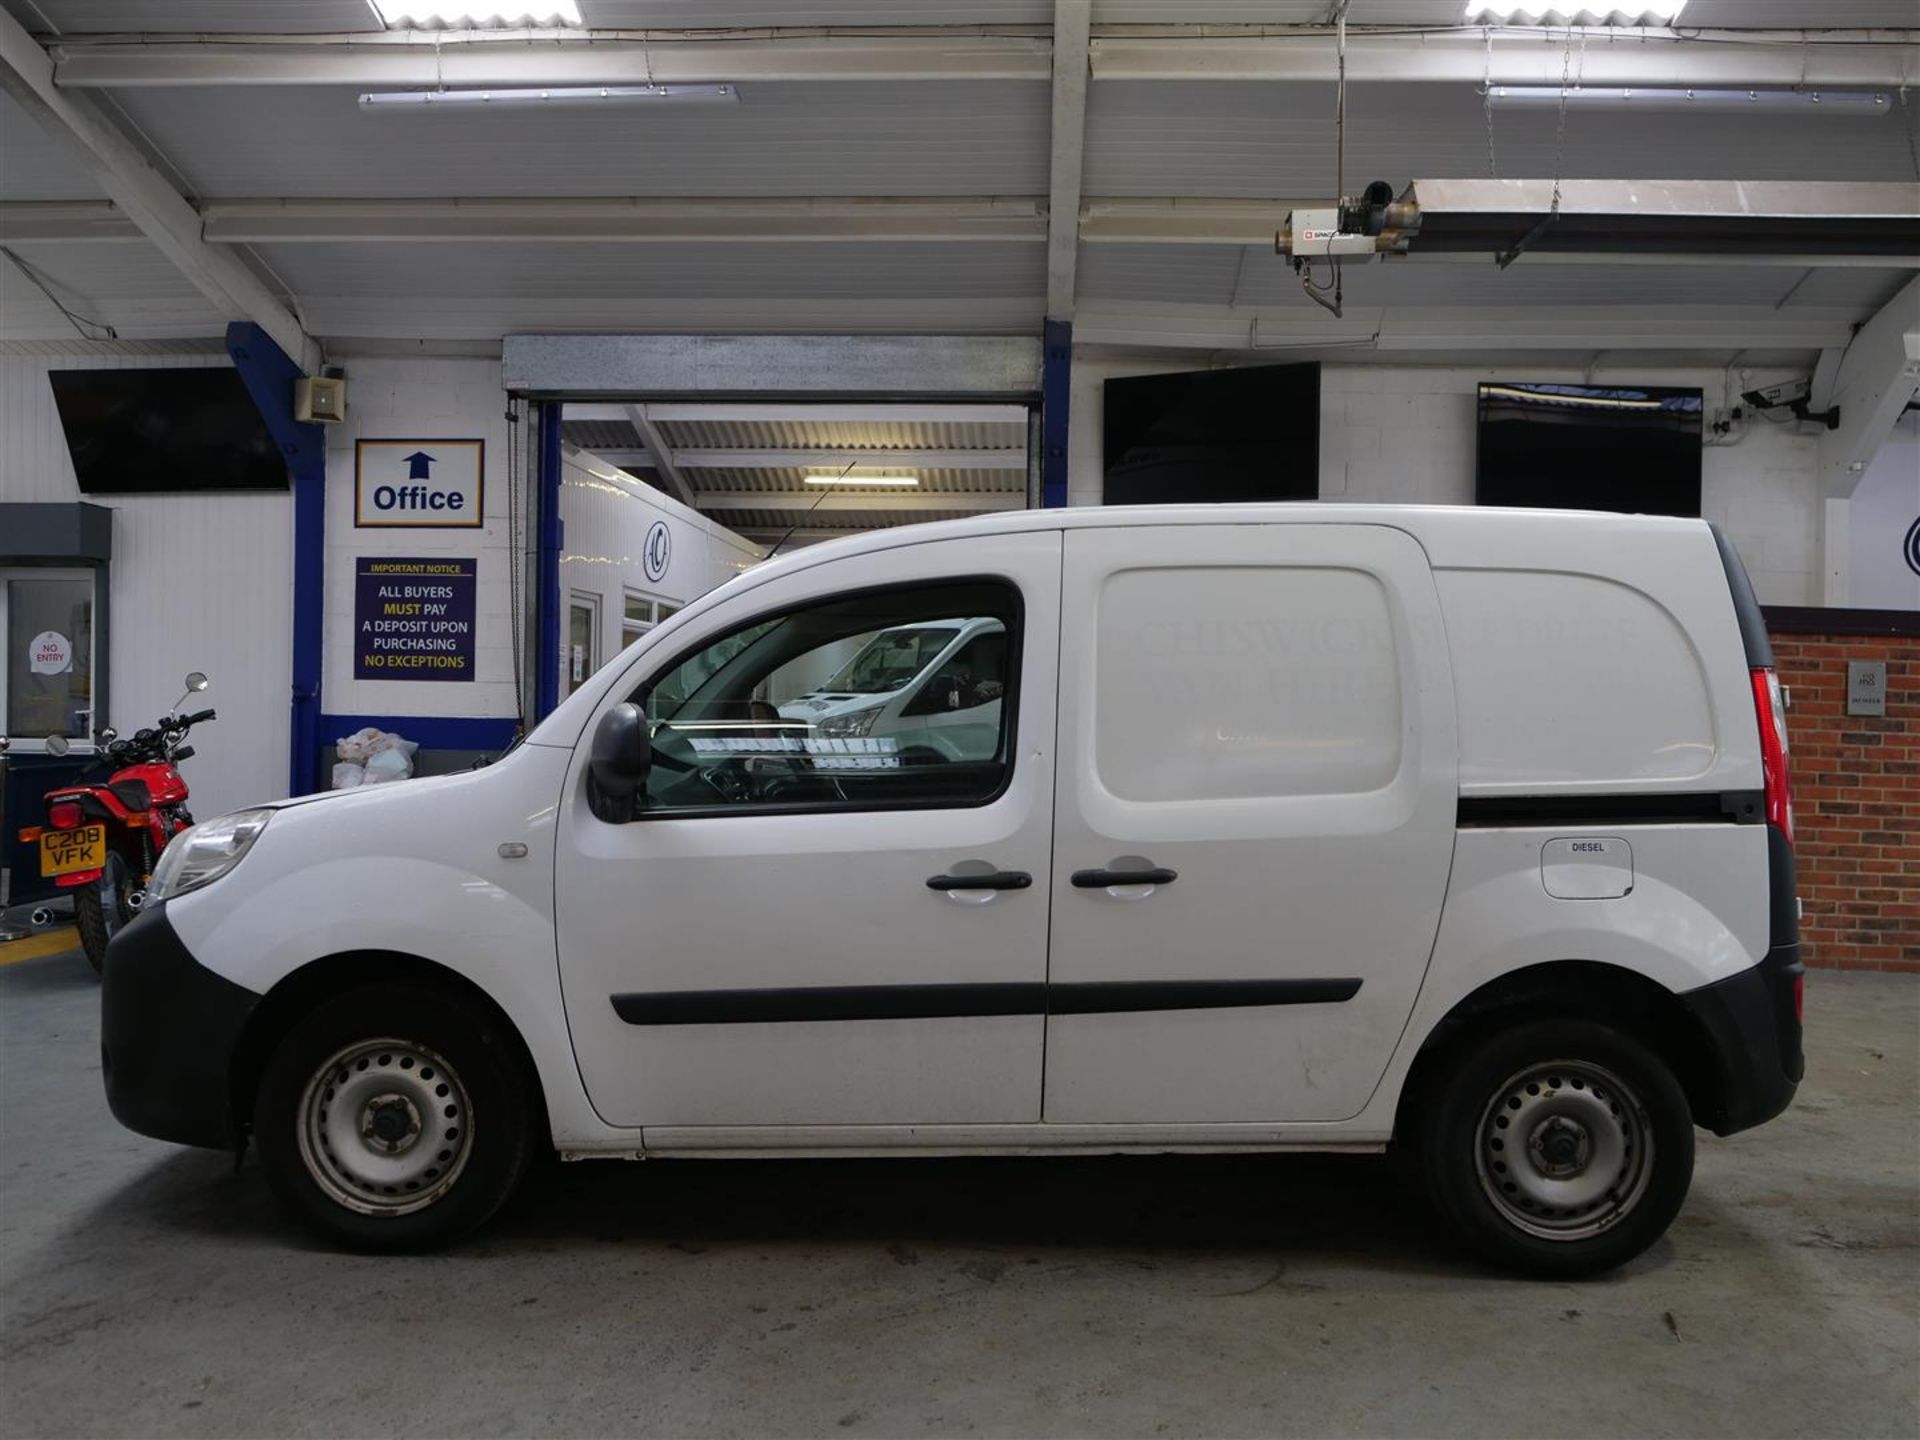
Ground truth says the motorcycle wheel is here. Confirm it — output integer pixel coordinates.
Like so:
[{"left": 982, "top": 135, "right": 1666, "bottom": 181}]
[{"left": 74, "top": 851, "right": 135, "bottom": 977}]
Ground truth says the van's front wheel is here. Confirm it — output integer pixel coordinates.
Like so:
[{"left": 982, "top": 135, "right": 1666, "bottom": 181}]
[
  {"left": 1420, "top": 1020, "right": 1693, "bottom": 1278},
  {"left": 254, "top": 984, "right": 533, "bottom": 1251}
]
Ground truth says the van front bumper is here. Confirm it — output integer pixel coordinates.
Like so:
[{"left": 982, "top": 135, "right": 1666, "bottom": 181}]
[
  {"left": 1679, "top": 942, "right": 1804, "bottom": 1137},
  {"left": 100, "top": 903, "right": 260, "bottom": 1150}
]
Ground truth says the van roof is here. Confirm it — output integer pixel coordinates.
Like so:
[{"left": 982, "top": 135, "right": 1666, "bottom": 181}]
[{"left": 746, "top": 502, "right": 1716, "bottom": 588}]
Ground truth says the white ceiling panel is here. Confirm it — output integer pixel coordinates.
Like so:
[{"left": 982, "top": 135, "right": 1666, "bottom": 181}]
[
  {"left": 0, "top": 236, "right": 207, "bottom": 299},
  {"left": 580, "top": 0, "right": 1051, "bottom": 21},
  {"left": 251, "top": 239, "right": 1044, "bottom": 297},
  {"left": 1085, "top": 80, "right": 1920, "bottom": 197},
  {"left": 1078, "top": 243, "right": 1244, "bottom": 304},
  {"left": 1095, "top": 2, "right": 1462, "bottom": 20},
  {"left": 1094, "top": 0, "right": 1918, "bottom": 20},
  {"left": 0, "top": 92, "right": 106, "bottom": 201},
  {"left": 104, "top": 82, "right": 1049, "bottom": 198},
  {"left": 1, "top": 0, "right": 383, "bottom": 32}
]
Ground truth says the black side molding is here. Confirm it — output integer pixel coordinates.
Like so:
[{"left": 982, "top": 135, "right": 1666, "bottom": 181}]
[
  {"left": 1458, "top": 791, "right": 1765, "bottom": 828},
  {"left": 611, "top": 977, "right": 1362, "bottom": 1026}
]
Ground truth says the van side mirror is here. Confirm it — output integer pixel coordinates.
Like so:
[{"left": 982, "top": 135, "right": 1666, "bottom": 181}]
[{"left": 587, "top": 703, "right": 650, "bottom": 823}]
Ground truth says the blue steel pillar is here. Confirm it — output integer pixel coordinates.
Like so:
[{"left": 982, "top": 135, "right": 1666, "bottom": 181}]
[
  {"left": 226, "top": 322, "right": 326, "bottom": 796},
  {"left": 1041, "top": 318, "right": 1072, "bottom": 508},
  {"left": 534, "top": 400, "right": 565, "bottom": 721}
]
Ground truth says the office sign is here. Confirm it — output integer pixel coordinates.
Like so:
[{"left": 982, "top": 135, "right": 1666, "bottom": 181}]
[
  {"left": 354, "top": 557, "right": 477, "bottom": 681},
  {"left": 356, "top": 439, "right": 484, "bottom": 527}
]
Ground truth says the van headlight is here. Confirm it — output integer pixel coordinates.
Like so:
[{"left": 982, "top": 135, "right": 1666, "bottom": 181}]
[
  {"left": 148, "top": 809, "right": 273, "bottom": 901},
  {"left": 815, "top": 706, "right": 881, "bottom": 739}
]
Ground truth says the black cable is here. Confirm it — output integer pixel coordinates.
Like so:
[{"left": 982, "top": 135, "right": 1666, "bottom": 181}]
[
  {"left": 763, "top": 457, "right": 862, "bottom": 561},
  {"left": 0, "top": 247, "right": 116, "bottom": 340}
]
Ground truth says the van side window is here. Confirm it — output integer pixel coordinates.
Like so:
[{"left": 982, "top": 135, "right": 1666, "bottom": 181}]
[
  {"left": 636, "top": 580, "right": 1020, "bottom": 814},
  {"left": 1095, "top": 566, "right": 1402, "bottom": 802}
]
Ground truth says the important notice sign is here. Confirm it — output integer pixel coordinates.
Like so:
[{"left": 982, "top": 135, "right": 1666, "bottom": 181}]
[{"left": 354, "top": 557, "right": 477, "bottom": 682}]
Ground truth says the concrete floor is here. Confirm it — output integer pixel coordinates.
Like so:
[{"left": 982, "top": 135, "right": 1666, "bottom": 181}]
[{"left": 2, "top": 943, "right": 1915, "bottom": 1440}]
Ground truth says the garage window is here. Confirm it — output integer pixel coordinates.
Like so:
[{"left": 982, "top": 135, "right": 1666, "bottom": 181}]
[{"left": 636, "top": 579, "right": 1019, "bottom": 814}]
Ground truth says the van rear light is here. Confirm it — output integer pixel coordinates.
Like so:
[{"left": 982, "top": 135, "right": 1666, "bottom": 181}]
[
  {"left": 1793, "top": 971, "right": 1805, "bottom": 1024},
  {"left": 1751, "top": 667, "right": 1794, "bottom": 844},
  {"left": 47, "top": 800, "right": 84, "bottom": 830}
]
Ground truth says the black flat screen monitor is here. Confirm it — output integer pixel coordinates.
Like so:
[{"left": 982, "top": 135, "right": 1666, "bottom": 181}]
[
  {"left": 48, "top": 368, "right": 288, "bottom": 494},
  {"left": 1475, "top": 381, "right": 1702, "bottom": 517},
  {"left": 1103, "top": 363, "right": 1319, "bottom": 505}
]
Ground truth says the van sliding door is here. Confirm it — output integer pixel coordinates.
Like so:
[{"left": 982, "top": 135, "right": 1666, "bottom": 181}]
[{"left": 1042, "top": 523, "right": 1458, "bottom": 1124}]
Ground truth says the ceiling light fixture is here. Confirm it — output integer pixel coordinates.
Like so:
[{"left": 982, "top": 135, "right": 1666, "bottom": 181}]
[
  {"left": 803, "top": 474, "right": 921, "bottom": 487},
  {"left": 1488, "top": 86, "right": 1891, "bottom": 115},
  {"left": 1464, "top": 3, "right": 1687, "bottom": 22},
  {"left": 369, "top": 3, "right": 583, "bottom": 26},
  {"left": 359, "top": 84, "right": 737, "bottom": 110}
]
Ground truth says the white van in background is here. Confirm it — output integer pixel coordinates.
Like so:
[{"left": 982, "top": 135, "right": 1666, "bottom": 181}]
[
  {"left": 100, "top": 505, "right": 1802, "bottom": 1277},
  {"left": 777, "top": 616, "right": 1007, "bottom": 761}
]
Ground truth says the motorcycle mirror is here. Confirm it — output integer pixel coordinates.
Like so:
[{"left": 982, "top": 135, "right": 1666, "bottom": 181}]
[
  {"left": 100, "top": 727, "right": 117, "bottom": 744},
  {"left": 184, "top": 671, "right": 209, "bottom": 693},
  {"left": 46, "top": 734, "right": 70, "bottom": 757}
]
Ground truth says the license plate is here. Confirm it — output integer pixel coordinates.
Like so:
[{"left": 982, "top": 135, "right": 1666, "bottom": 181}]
[{"left": 40, "top": 825, "right": 106, "bottom": 877}]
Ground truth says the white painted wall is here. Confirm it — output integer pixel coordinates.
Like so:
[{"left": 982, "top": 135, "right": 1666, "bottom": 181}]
[
  {"left": 1847, "top": 412, "right": 1920, "bottom": 611},
  {"left": 558, "top": 443, "right": 761, "bottom": 693},
  {"left": 0, "top": 352, "right": 292, "bottom": 818},
  {"left": 321, "top": 357, "right": 523, "bottom": 730},
  {"left": 1069, "top": 352, "right": 1855, "bottom": 607}
]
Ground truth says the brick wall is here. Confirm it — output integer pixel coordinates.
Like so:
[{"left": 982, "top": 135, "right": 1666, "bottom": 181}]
[{"left": 1769, "top": 629, "right": 1919, "bottom": 973}]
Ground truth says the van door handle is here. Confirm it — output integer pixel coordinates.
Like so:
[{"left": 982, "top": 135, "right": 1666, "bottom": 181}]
[
  {"left": 927, "top": 870, "right": 1032, "bottom": 892},
  {"left": 1071, "top": 867, "right": 1178, "bottom": 888}
]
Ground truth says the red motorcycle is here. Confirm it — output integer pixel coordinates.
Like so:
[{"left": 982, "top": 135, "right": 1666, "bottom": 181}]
[{"left": 35, "top": 673, "right": 214, "bottom": 974}]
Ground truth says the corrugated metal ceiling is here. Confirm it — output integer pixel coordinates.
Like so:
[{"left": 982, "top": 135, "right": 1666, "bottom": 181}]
[
  {"left": 683, "top": 467, "right": 1023, "bottom": 494},
  {"left": 1084, "top": 81, "right": 1920, "bottom": 198},
  {"left": 656, "top": 417, "right": 1028, "bottom": 449},
  {"left": 9, "top": 0, "right": 1907, "bottom": 30},
  {"left": 103, "top": 82, "right": 1051, "bottom": 200}
]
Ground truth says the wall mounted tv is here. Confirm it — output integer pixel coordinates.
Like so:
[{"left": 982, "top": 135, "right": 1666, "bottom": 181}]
[
  {"left": 47, "top": 368, "right": 289, "bottom": 495},
  {"left": 1475, "top": 381, "right": 1703, "bottom": 517},
  {"left": 1103, "top": 363, "right": 1319, "bottom": 505}
]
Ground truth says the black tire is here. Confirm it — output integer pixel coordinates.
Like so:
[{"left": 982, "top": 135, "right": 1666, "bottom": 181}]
[
  {"left": 73, "top": 852, "right": 134, "bottom": 976},
  {"left": 1417, "top": 1019, "right": 1694, "bottom": 1278},
  {"left": 253, "top": 982, "right": 535, "bottom": 1252}
]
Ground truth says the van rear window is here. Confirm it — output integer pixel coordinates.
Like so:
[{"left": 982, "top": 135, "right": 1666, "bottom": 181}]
[
  {"left": 1438, "top": 569, "right": 1717, "bottom": 787},
  {"left": 1094, "top": 565, "right": 1403, "bottom": 803}
]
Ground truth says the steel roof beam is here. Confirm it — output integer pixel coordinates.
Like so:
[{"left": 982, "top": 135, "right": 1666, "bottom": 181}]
[
  {"left": 1813, "top": 273, "right": 1920, "bottom": 498},
  {"left": 44, "top": 27, "right": 1913, "bottom": 89},
  {"left": 0, "top": 9, "right": 316, "bottom": 370},
  {"left": 623, "top": 404, "right": 696, "bottom": 508},
  {"left": 49, "top": 34, "right": 1052, "bottom": 87},
  {"left": 1046, "top": 0, "right": 1091, "bottom": 322},
  {"left": 1088, "top": 29, "right": 1918, "bottom": 86},
  {"left": 197, "top": 197, "right": 1046, "bottom": 244}
]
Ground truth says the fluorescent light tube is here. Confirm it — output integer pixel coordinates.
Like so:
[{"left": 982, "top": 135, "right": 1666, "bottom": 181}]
[
  {"left": 804, "top": 474, "right": 921, "bottom": 487},
  {"left": 1464, "top": 3, "right": 1687, "bottom": 22},
  {"left": 370, "top": 3, "right": 583, "bottom": 25},
  {"left": 359, "top": 84, "right": 737, "bottom": 110},
  {"left": 1488, "top": 86, "right": 1891, "bottom": 116}
]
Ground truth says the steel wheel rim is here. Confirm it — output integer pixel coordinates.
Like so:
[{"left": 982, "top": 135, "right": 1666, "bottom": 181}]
[
  {"left": 296, "top": 1038, "right": 473, "bottom": 1216},
  {"left": 1474, "top": 1059, "right": 1654, "bottom": 1242}
]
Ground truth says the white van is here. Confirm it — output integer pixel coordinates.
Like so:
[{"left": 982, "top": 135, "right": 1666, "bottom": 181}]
[{"left": 102, "top": 506, "right": 1803, "bottom": 1276}]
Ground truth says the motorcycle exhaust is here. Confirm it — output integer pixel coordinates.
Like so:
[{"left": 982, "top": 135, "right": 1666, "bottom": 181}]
[
  {"left": 126, "top": 891, "right": 146, "bottom": 912},
  {"left": 30, "top": 907, "right": 55, "bottom": 928}
]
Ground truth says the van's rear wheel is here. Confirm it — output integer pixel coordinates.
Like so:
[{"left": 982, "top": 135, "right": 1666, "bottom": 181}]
[
  {"left": 254, "top": 983, "right": 533, "bottom": 1251},
  {"left": 1419, "top": 1020, "right": 1693, "bottom": 1278}
]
